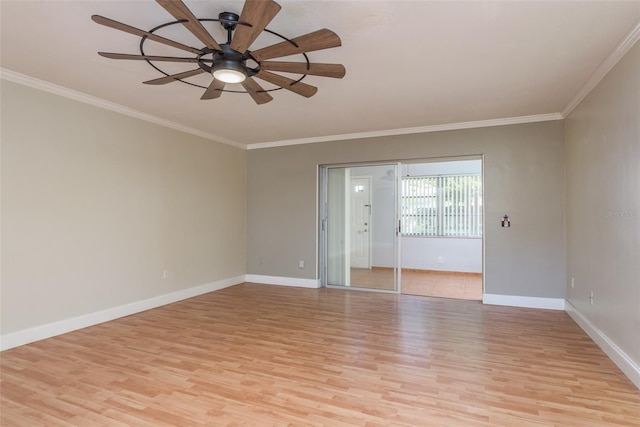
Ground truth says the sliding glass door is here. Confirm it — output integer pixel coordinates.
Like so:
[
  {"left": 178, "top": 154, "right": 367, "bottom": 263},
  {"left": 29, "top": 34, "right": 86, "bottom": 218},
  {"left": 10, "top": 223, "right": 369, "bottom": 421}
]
[{"left": 320, "top": 164, "right": 399, "bottom": 292}]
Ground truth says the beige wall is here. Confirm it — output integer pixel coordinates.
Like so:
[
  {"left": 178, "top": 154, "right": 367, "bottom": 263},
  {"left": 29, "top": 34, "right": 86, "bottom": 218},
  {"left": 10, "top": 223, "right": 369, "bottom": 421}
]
[
  {"left": 1, "top": 80, "right": 246, "bottom": 334},
  {"left": 247, "top": 121, "right": 565, "bottom": 298},
  {"left": 565, "top": 42, "right": 640, "bottom": 365}
]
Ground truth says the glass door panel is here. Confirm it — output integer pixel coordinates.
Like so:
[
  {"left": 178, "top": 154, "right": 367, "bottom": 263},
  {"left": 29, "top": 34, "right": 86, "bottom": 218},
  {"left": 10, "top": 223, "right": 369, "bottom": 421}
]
[{"left": 322, "top": 164, "right": 398, "bottom": 291}]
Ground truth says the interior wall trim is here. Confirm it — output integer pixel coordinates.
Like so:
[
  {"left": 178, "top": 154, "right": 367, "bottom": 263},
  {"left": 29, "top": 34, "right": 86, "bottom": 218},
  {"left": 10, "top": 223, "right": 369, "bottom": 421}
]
[
  {"left": 562, "top": 19, "right": 640, "bottom": 117},
  {"left": 0, "top": 68, "right": 243, "bottom": 149},
  {"left": 246, "top": 113, "right": 564, "bottom": 150},
  {"left": 0, "top": 276, "right": 245, "bottom": 352},
  {"left": 565, "top": 301, "right": 640, "bottom": 390},
  {"left": 245, "top": 274, "right": 321, "bottom": 288},
  {"left": 482, "top": 294, "right": 565, "bottom": 310},
  {"left": 2, "top": 66, "right": 563, "bottom": 151}
]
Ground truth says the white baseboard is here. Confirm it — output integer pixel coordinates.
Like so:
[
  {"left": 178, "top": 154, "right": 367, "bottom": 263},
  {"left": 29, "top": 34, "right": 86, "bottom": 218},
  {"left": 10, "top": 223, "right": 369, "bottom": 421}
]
[
  {"left": 565, "top": 301, "right": 640, "bottom": 389},
  {"left": 0, "top": 275, "right": 244, "bottom": 351},
  {"left": 245, "top": 274, "right": 320, "bottom": 288},
  {"left": 483, "top": 294, "right": 565, "bottom": 310}
]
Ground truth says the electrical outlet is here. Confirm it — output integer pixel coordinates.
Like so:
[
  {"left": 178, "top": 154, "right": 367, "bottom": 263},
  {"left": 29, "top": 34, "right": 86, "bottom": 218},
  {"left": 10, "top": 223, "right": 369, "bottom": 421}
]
[
  {"left": 437, "top": 256, "right": 443, "bottom": 264},
  {"left": 589, "top": 291, "right": 594, "bottom": 305},
  {"left": 571, "top": 277, "right": 574, "bottom": 289},
  {"left": 298, "top": 260, "right": 305, "bottom": 269},
  {"left": 162, "top": 269, "right": 169, "bottom": 279}
]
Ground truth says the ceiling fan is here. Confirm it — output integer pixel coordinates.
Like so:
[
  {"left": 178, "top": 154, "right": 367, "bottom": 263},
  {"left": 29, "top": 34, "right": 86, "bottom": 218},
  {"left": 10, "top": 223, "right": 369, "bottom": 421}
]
[{"left": 92, "top": 0, "right": 345, "bottom": 105}]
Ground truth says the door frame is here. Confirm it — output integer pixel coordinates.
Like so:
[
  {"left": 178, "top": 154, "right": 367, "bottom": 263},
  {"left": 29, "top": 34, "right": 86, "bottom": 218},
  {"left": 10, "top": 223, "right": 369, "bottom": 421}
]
[{"left": 319, "top": 156, "right": 484, "bottom": 298}]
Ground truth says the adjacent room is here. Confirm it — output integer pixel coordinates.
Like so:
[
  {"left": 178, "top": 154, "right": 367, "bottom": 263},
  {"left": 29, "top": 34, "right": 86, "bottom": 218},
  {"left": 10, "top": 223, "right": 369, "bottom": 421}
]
[
  {"left": 320, "top": 159, "right": 483, "bottom": 299},
  {"left": 399, "top": 159, "right": 483, "bottom": 300},
  {"left": 1, "top": 1, "right": 639, "bottom": 425}
]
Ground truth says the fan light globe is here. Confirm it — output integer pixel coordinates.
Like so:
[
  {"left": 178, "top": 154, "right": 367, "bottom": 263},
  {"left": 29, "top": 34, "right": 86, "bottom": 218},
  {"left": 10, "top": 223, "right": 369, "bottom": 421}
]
[
  {"left": 213, "top": 68, "right": 246, "bottom": 84},
  {"left": 212, "top": 59, "right": 247, "bottom": 84}
]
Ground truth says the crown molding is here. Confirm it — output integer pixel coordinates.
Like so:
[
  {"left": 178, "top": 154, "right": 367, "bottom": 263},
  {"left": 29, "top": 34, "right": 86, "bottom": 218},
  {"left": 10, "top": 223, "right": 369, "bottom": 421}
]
[
  {"left": 0, "top": 68, "right": 244, "bottom": 149},
  {"left": 246, "top": 113, "right": 564, "bottom": 150},
  {"left": 562, "top": 19, "right": 640, "bottom": 118}
]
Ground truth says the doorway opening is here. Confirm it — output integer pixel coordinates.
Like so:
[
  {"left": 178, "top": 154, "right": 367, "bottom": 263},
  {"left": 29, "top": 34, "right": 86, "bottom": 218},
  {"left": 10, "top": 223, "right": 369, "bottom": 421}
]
[{"left": 399, "top": 159, "right": 483, "bottom": 300}]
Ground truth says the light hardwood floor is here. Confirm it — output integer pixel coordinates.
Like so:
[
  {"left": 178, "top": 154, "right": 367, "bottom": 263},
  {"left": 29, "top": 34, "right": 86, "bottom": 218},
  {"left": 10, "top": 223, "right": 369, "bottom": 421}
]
[
  {"left": 2, "top": 283, "right": 639, "bottom": 426},
  {"left": 401, "top": 270, "right": 482, "bottom": 300},
  {"left": 350, "top": 268, "right": 482, "bottom": 300}
]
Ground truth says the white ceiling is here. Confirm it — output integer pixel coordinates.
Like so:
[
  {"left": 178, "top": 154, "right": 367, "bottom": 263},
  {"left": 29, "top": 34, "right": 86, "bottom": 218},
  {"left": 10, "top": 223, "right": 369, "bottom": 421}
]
[{"left": 2, "top": 1, "right": 639, "bottom": 148}]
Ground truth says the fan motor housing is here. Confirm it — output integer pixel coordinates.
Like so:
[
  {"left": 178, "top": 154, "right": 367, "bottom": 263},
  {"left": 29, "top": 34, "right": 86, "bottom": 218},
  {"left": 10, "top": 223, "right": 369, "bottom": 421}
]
[{"left": 197, "top": 44, "right": 258, "bottom": 78}]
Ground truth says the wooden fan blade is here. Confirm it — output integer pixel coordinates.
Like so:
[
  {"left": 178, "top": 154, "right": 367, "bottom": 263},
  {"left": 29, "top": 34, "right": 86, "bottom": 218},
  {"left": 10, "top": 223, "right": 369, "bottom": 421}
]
[
  {"left": 255, "top": 70, "right": 317, "bottom": 98},
  {"left": 230, "top": 0, "right": 281, "bottom": 53},
  {"left": 260, "top": 61, "right": 345, "bottom": 78},
  {"left": 240, "top": 77, "right": 273, "bottom": 105},
  {"left": 201, "top": 79, "right": 226, "bottom": 100},
  {"left": 91, "top": 15, "right": 202, "bottom": 55},
  {"left": 156, "top": 0, "right": 221, "bottom": 50},
  {"left": 99, "top": 52, "right": 198, "bottom": 62},
  {"left": 143, "top": 69, "right": 205, "bottom": 85},
  {"left": 251, "top": 29, "right": 341, "bottom": 61}
]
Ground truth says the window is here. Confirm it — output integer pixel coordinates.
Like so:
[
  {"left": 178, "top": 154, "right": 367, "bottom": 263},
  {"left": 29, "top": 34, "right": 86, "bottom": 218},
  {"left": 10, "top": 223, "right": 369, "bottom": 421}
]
[{"left": 401, "top": 174, "right": 482, "bottom": 237}]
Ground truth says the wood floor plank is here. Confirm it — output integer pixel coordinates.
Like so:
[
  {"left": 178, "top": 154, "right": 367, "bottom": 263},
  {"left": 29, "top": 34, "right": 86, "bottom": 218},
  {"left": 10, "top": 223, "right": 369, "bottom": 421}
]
[
  {"left": 1, "top": 283, "right": 639, "bottom": 426},
  {"left": 349, "top": 267, "right": 483, "bottom": 300}
]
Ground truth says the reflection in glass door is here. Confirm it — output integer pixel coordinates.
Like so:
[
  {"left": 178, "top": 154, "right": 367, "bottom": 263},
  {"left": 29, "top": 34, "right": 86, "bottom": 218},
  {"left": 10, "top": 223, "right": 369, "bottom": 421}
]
[{"left": 320, "top": 164, "right": 399, "bottom": 292}]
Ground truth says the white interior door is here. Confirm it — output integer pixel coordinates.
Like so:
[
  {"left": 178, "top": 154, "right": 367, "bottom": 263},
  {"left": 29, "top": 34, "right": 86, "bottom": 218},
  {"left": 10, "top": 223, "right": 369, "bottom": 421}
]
[{"left": 350, "top": 176, "right": 371, "bottom": 269}]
